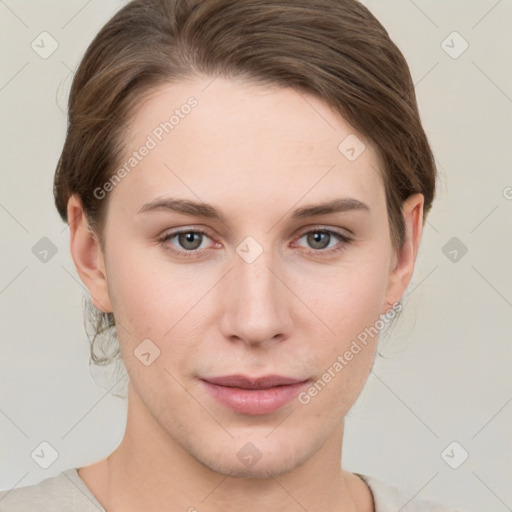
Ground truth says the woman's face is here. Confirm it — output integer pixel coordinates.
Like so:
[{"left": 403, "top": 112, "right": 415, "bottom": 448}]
[{"left": 79, "top": 76, "right": 422, "bottom": 477}]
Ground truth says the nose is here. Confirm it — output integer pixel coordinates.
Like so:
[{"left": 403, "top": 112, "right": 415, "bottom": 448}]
[{"left": 219, "top": 242, "right": 293, "bottom": 347}]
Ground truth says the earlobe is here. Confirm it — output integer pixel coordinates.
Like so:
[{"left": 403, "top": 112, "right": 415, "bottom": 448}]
[
  {"left": 382, "top": 193, "right": 424, "bottom": 312},
  {"left": 67, "top": 195, "right": 113, "bottom": 313}
]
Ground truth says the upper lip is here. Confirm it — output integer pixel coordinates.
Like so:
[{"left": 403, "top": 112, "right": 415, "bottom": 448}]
[{"left": 202, "top": 374, "right": 308, "bottom": 389}]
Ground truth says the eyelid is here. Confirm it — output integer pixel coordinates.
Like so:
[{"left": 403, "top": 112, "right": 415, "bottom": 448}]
[
  {"left": 159, "top": 225, "right": 217, "bottom": 246},
  {"left": 160, "top": 225, "right": 213, "bottom": 238},
  {"left": 294, "top": 224, "right": 352, "bottom": 238}
]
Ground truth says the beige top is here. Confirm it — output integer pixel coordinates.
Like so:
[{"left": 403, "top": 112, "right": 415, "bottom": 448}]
[{"left": 0, "top": 468, "right": 462, "bottom": 511}]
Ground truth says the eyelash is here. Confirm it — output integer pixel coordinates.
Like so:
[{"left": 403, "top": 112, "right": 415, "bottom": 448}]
[{"left": 159, "top": 227, "right": 353, "bottom": 259}]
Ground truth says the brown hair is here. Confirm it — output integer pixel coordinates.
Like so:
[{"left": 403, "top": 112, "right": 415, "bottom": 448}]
[{"left": 54, "top": 0, "right": 437, "bottom": 366}]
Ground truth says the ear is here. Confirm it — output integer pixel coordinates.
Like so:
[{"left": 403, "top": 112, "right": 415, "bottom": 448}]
[
  {"left": 381, "top": 192, "right": 424, "bottom": 314},
  {"left": 67, "top": 195, "right": 113, "bottom": 313}
]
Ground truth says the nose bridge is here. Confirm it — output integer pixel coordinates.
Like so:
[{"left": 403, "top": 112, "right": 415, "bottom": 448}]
[
  {"left": 220, "top": 236, "right": 291, "bottom": 345},
  {"left": 234, "top": 234, "right": 277, "bottom": 289},
  {"left": 234, "top": 239, "right": 281, "bottom": 316}
]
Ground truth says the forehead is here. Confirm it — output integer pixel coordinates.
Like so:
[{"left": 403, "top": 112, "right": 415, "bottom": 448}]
[{"left": 112, "top": 76, "right": 385, "bottom": 218}]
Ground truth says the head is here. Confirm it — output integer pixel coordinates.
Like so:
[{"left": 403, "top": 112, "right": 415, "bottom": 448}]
[{"left": 55, "top": 0, "right": 436, "bottom": 478}]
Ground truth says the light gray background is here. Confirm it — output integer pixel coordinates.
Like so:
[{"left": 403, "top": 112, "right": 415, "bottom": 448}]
[{"left": 1, "top": 1, "right": 511, "bottom": 511}]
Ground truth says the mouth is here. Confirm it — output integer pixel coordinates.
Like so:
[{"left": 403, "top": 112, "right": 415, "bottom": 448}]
[{"left": 200, "top": 374, "right": 310, "bottom": 415}]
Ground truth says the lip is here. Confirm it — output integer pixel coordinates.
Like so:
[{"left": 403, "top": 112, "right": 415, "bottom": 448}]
[{"left": 200, "top": 374, "right": 309, "bottom": 415}]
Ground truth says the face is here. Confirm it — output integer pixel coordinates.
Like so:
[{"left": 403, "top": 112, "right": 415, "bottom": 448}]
[{"left": 75, "top": 76, "right": 420, "bottom": 478}]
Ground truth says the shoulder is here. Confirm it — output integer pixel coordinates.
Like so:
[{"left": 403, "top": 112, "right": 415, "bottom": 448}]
[
  {"left": 355, "top": 473, "right": 465, "bottom": 512},
  {"left": 0, "top": 468, "right": 105, "bottom": 512}
]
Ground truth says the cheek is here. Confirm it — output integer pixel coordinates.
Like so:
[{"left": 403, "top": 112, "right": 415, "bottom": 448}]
[
  {"left": 104, "top": 238, "right": 218, "bottom": 360},
  {"left": 298, "top": 255, "right": 391, "bottom": 345},
  {"left": 103, "top": 238, "right": 173, "bottom": 337},
  {"left": 294, "top": 253, "right": 390, "bottom": 402}
]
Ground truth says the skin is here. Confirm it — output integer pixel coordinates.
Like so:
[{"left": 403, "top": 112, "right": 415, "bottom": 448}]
[{"left": 68, "top": 76, "right": 424, "bottom": 512}]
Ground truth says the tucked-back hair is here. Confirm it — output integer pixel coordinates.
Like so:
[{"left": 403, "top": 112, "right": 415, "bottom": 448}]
[{"left": 54, "top": 0, "right": 437, "bottom": 366}]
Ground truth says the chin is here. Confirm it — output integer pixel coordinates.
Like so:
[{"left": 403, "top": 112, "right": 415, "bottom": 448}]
[
  {"left": 198, "top": 451, "right": 306, "bottom": 479},
  {"left": 186, "top": 431, "right": 325, "bottom": 479}
]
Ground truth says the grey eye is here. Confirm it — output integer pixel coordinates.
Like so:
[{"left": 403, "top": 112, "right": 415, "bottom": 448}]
[
  {"left": 305, "top": 231, "right": 332, "bottom": 249},
  {"left": 176, "top": 232, "right": 204, "bottom": 250}
]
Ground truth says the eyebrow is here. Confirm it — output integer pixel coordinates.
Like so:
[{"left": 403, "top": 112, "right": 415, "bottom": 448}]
[{"left": 137, "top": 196, "right": 370, "bottom": 221}]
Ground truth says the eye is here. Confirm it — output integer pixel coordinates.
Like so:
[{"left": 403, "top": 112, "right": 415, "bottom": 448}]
[
  {"left": 160, "top": 228, "right": 215, "bottom": 258},
  {"left": 294, "top": 228, "right": 353, "bottom": 256},
  {"left": 159, "top": 226, "right": 353, "bottom": 259}
]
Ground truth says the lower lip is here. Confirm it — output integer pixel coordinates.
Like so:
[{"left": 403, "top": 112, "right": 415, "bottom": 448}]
[{"left": 201, "top": 380, "right": 308, "bottom": 415}]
